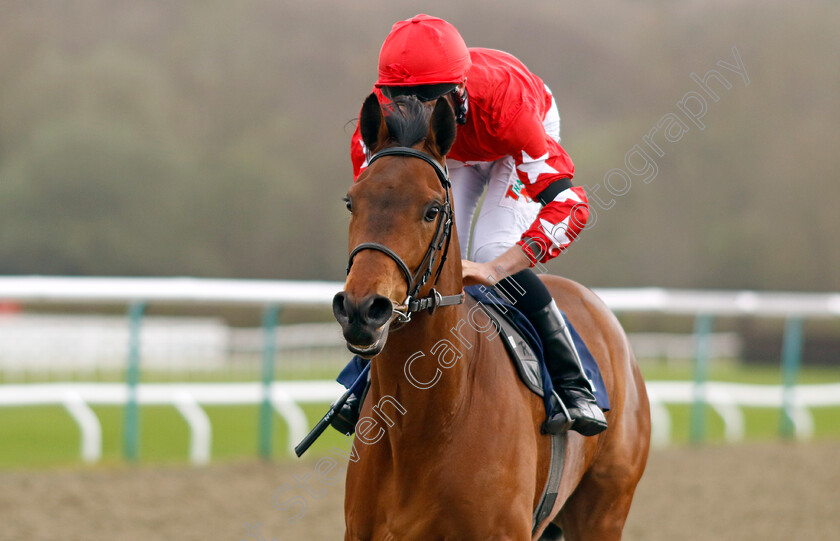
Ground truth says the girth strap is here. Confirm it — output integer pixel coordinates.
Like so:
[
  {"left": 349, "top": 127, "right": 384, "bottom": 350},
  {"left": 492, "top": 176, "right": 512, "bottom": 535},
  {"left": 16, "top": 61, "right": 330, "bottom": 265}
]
[{"left": 532, "top": 430, "right": 568, "bottom": 536}]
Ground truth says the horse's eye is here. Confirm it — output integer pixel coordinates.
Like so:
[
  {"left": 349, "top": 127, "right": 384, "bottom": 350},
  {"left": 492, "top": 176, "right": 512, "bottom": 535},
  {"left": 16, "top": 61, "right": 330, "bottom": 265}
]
[
  {"left": 344, "top": 197, "right": 353, "bottom": 213},
  {"left": 424, "top": 205, "right": 441, "bottom": 222}
]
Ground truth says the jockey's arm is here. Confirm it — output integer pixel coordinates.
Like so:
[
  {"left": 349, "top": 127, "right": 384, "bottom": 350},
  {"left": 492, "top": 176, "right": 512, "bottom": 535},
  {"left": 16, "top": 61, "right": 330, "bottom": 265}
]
[
  {"left": 462, "top": 117, "right": 589, "bottom": 285},
  {"left": 511, "top": 115, "right": 589, "bottom": 266},
  {"left": 460, "top": 177, "right": 590, "bottom": 287}
]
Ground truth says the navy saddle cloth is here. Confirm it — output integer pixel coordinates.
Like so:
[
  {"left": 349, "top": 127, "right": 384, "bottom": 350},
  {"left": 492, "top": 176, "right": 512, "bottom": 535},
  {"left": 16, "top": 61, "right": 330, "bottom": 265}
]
[
  {"left": 336, "top": 286, "right": 610, "bottom": 415},
  {"left": 465, "top": 285, "right": 610, "bottom": 416}
]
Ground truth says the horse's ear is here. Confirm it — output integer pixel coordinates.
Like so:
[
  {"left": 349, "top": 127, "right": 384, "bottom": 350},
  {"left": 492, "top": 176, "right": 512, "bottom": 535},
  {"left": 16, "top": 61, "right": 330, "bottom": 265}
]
[
  {"left": 360, "top": 93, "right": 386, "bottom": 151},
  {"left": 429, "top": 98, "right": 457, "bottom": 157}
]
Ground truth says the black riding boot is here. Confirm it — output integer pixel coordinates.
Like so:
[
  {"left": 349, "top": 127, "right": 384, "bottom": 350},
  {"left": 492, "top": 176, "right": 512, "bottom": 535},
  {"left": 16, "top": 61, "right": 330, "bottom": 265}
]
[{"left": 530, "top": 300, "right": 607, "bottom": 436}]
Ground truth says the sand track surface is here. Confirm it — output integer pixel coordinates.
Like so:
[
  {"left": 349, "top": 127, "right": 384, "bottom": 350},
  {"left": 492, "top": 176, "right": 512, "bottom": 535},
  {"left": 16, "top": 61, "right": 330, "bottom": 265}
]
[{"left": 1, "top": 442, "right": 838, "bottom": 541}]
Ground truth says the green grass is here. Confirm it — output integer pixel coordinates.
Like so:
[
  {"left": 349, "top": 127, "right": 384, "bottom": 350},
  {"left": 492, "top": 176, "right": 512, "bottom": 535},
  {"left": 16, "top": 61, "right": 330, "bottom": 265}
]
[
  {"left": 658, "top": 404, "right": 840, "bottom": 443},
  {"left": 638, "top": 361, "right": 840, "bottom": 444},
  {"left": 0, "top": 406, "right": 81, "bottom": 466},
  {"left": 0, "top": 402, "right": 351, "bottom": 469}
]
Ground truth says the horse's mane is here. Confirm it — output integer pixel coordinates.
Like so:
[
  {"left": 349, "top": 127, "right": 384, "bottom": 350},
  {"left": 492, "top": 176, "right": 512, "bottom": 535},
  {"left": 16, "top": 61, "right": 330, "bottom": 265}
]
[{"left": 383, "top": 96, "right": 431, "bottom": 148}]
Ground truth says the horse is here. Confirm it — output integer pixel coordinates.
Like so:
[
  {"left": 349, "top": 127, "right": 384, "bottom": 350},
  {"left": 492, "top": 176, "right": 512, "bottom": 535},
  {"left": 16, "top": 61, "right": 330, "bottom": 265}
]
[{"left": 331, "top": 93, "right": 651, "bottom": 540}]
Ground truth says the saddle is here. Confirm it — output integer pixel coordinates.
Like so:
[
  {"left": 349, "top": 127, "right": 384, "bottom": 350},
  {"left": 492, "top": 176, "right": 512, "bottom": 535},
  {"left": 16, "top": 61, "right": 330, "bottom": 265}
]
[{"left": 464, "top": 285, "right": 610, "bottom": 415}]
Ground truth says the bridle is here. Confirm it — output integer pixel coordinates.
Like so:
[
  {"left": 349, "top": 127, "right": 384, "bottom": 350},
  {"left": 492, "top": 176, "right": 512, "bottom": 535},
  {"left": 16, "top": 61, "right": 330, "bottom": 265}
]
[{"left": 345, "top": 146, "right": 465, "bottom": 326}]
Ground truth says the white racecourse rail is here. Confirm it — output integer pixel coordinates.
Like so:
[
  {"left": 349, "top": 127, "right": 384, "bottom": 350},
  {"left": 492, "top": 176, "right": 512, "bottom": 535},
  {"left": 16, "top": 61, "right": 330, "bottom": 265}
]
[
  {"left": 1, "top": 380, "right": 839, "bottom": 464},
  {"left": 1, "top": 276, "right": 839, "bottom": 315},
  {"left": 0, "top": 276, "right": 839, "bottom": 464}
]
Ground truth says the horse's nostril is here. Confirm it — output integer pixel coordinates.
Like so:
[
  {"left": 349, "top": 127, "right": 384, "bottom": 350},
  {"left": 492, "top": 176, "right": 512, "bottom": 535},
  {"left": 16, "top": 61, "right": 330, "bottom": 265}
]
[
  {"left": 334, "top": 292, "right": 392, "bottom": 330},
  {"left": 366, "top": 295, "right": 393, "bottom": 326},
  {"left": 332, "top": 292, "right": 349, "bottom": 321}
]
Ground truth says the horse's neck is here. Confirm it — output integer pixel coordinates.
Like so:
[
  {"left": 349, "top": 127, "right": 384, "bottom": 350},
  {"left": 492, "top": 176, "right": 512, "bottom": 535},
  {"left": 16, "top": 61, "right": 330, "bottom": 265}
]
[{"left": 368, "top": 299, "right": 484, "bottom": 439}]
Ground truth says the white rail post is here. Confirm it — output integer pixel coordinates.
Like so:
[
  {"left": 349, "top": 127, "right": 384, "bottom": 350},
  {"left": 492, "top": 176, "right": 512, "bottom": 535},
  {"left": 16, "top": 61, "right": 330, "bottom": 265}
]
[
  {"left": 173, "top": 391, "right": 212, "bottom": 465},
  {"left": 62, "top": 391, "right": 102, "bottom": 463},
  {"left": 270, "top": 384, "right": 308, "bottom": 456},
  {"left": 645, "top": 389, "right": 672, "bottom": 448},
  {"left": 707, "top": 387, "right": 745, "bottom": 443}
]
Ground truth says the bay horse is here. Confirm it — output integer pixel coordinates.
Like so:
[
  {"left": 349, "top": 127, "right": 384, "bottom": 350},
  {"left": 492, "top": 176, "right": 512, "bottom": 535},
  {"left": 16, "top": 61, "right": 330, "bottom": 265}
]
[{"left": 332, "top": 93, "right": 650, "bottom": 540}]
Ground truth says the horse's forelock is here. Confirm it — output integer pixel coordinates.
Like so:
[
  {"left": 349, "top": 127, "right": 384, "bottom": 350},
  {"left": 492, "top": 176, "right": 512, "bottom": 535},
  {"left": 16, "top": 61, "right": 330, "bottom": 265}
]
[{"left": 383, "top": 96, "right": 432, "bottom": 148}]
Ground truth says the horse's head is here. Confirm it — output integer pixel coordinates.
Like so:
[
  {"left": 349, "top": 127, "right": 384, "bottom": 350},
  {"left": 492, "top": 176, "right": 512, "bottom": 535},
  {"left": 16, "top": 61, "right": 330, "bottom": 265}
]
[{"left": 333, "top": 93, "right": 459, "bottom": 358}]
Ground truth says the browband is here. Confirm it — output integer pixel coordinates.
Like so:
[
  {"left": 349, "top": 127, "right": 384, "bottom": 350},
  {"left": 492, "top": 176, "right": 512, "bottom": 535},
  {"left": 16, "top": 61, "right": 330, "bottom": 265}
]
[{"left": 368, "top": 146, "right": 451, "bottom": 189}]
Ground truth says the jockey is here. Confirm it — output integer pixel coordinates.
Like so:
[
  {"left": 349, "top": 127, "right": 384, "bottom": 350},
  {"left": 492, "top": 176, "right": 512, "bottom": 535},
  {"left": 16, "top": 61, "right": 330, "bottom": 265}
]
[{"left": 332, "top": 14, "right": 606, "bottom": 437}]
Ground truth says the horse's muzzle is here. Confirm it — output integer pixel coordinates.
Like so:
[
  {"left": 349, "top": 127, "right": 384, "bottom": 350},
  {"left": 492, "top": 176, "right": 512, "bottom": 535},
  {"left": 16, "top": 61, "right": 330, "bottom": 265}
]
[{"left": 332, "top": 292, "right": 393, "bottom": 358}]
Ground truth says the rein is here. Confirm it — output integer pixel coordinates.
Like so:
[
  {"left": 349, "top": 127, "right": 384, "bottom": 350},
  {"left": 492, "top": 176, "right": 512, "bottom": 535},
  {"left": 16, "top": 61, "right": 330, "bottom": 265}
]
[{"left": 346, "top": 146, "right": 465, "bottom": 325}]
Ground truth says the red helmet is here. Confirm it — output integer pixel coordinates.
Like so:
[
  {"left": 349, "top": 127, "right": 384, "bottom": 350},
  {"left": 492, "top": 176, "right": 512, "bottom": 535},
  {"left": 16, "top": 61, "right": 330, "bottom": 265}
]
[{"left": 375, "top": 14, "right": 471, "bottom": 88}]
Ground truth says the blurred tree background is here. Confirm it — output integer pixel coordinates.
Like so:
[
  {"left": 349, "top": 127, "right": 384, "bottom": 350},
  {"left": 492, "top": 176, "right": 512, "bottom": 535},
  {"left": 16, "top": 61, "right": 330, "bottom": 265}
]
[{"left": 0, "top": 0, "right": 837, "bottom": 290}]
